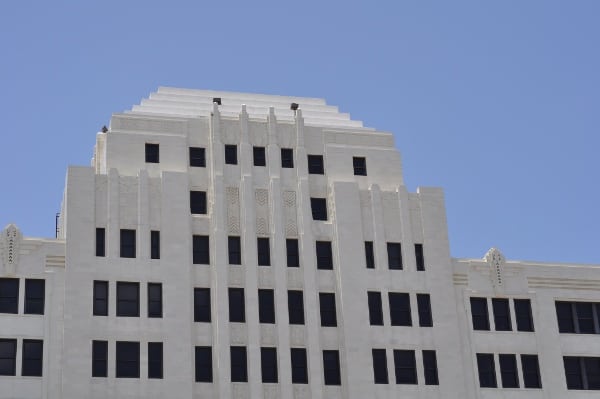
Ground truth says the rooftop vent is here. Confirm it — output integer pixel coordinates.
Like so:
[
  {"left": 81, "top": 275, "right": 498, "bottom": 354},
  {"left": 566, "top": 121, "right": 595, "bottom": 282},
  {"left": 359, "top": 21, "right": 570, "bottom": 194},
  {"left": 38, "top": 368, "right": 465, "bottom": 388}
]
[
  {"left": 212, "top": 97, "right": 222, "bottom": 105},
  {"left": 290, "top": 102, "right": 299, "bottom": 111}
]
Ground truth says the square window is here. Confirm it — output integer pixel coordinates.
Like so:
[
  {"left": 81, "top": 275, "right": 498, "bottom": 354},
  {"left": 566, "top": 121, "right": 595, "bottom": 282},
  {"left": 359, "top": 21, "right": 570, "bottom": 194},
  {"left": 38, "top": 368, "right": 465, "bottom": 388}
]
[
  {"left": 148, "top": 342, "right": 163, "bottom": 379},
  {"left": 228, "top": 288, "right": 245, "bottom": 323},
  {"left": 193, "top": 235, "right": 210, "bottom": 264},
  {"left": 288, "top": 290, "right": 305, "bottom": 325},
  {"left": 194, "top": 288, "right": 211, "bottom": 322},
  {"left": 316, "top": 241, "right": 333, "bottom": 270},
  {"left": 257, "top": 237, "right": 271, "bottom": 266},
  {"left": 150, "top": 230, "right": 160, "bottom": 260},
  {"left": 195, "top": 346, "right": 213, "bottom": 382},
  {"left": 145, "top": 143, "right": 159, "bottom": 163},
  {"left": 281, "top": 148, "right": 294, "bottom": 168},
  {"left": 319, "top": 292, "right": 337, "bottom": 327},
  {"left": 189, "top": 147, "right": 206, "bottom": 167},
  {"left": 230, "top": 346, "right": 248, "bottom": 382},
  {"left": 95, "top": 228, "right": 105, "bottom": 257},
  {"left": 323, "top": 350, "right": 341, "bottom": 385},
  {"left": 24, "top": 279, "right": 45, "bottom": 315},
  {"left": 353, "top": 156, "right": 367, "bottom": 176},
  {"left": 307, "top": 154, "right": 324, "bottom": 174},
  {"left": 190, "top": 191, "right": 207, "bottom": 214},
  {"left": 291, "top": 348, "right": 308, "bottom": 384},
  {"left": 92, "top": 340, "right": 108, "bottom": 377},
  {"left": 387, "top": 243, "right": 402, "bottom": 270},
  {"left": 116, "top": 282, "right": 139, "bottom": 317},
  {"left": 0, "top": 278, "right": 19, "bottom": 314},
  {"left": 310, "top": 198, "right": 327, "bottom": 221},
  {"left": 147, "top": 283, "right": 162, "bottom": 318},
  {"left": 261, "top": 347, "right": 278, "bottom": 383},
  {"left": 116, "top": 341, "right": 140, "bottom": 378},
  {"left": 394, "top": 350, "right": 417, "bottom": 384},
  {"left": 120, "top": 229, "right": 136, "bottom": 258},
  {"left": 228, "top": 236, "right": 241, "bottom": 265},
  {"left": 253, "top": 146, "right": 266, "bottom": 166},
  {"left": 0, "top": 339, "right": 16, "bottom": 376},
  {"left": 389, "top": 292, "right": 412, "bottom": 326},
  {"left": 365, "top": 241, "right": 375, "bottom": 269},
  {"left": 286, "top": 239, "right": 300, "bottom": 267},
  {"left": 258, "top": 289, "right": 275, "bottom": 324},
  {"left": 93, "top": 280, "right": 108, "bottom": 316},
  {"left": 225, "top": 145, "right": 238, "bottom": 165}
]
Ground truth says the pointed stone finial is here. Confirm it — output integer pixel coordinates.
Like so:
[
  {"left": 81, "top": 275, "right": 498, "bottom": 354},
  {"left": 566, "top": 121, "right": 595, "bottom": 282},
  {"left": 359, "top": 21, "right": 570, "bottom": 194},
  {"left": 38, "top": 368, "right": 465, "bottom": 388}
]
[
  {"left": 2, "top": 224, "right": 22, "bottom": 272},
  {"left": 484, "top": 247, "right": 505, "bottom": 288}
]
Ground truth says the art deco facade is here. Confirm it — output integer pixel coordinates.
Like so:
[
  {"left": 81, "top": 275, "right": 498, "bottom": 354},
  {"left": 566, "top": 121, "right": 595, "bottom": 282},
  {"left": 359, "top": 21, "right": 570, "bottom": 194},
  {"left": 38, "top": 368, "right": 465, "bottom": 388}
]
[{"left": 0, "top": 88, "right": 599, "bottom": 398}]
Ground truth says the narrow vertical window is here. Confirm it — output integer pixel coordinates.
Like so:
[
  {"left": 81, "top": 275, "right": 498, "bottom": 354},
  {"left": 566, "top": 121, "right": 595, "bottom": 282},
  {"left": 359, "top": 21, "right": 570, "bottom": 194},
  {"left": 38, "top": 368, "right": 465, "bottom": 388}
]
[
  {"left": 499, "top": 354, "right": 519, "bottom": 388},
  {"left": 319, "top": 292, "right": 337, "bottom": 327},
  {"left": 148, "top": 342, "right": 163, "bottom": 379},
  {"left": 225, "top": 144, "right": 238, "bottom": 165},
  {"left": 563, "top": 356, "right": 583, "bottom": 389},
  {"left": 555, "top": 301, "right": 575, "bottom": 333},
  {"left": 470, "top": 297, "right": 490, "bottom": 331},
  {"left": 389, "top": 292, "right": 412, "bottom": 326},
  {"left": 353, "top": 156, "right": 367, "bottom": 175},
  {"left": 228, "top": 288, "right": 245, "bottom": 323},
  {"left": 195, "top": 346, "right": 213, "bottom": 382},
  {"left": 286, "top": 238, "right": 300, "bottom": 267},
  {"left": 253, "top": 146, "right": 266, "bottom": 166},
  {"left": 414, "top": 243, "right": 425, "bottom": 271},
  {"left": 514, "top": 299, "right": 534, "bottom": 332},
  {"left": 93, "top": 280, "right": 108, "bottom": 316},
  {"left": 193, "top": 235, "right": 210, "bottom": 264},
  {"left": 584, "top": 357, "right": 600, "bottom": 389},
  {"left": 291, "top": 348, "right": 308, "bottom": 384},
  {"left": 372, "top": 349, "right": 389, "bottom": 384},
  {"left": 288, "top": 290, "right": 305, "bottom": 325},
  {"left": 575, "top": 303, "right": 595, "bottom": 334},
  {"left": 394, "top": 350, "right": 417, "bottom": 384},
  {"left": 190, "top": 191, "right": 207, "bottom": 214},
  {"left": 387, "top": 243, "right": 402, "bottom": 270},
  {"left": 116, "top": 341, "right": 140, "bottom": 378},
  {"left": 120, "top": 229, "right": 136, "bottom": 258},
  {"left": 307, "top": 154, "right": 324, "bottom": 174},
  {"left": 147, "top": 283, "right": 162, "bottom": 318},
  {"left": 92, "top": 340, "right": 108, "bottom": 377},
  {"left": 365, "top": 241, "right": 375, "bottom": 269},
  {"left": 189, "top": 147, "right": 206, "bottom": 167},
  {"left": 316, "top": 241, "right": 333, "bottom": 270},
  {"left": 417, "top": 293, "right": 433, "bottom": 327},
  {"left": 145, "top": 143, "right": 159, "bottom": 163},
  {"left": 194, "top": 288, "right": 211, "bottom": 322},
  {"left": 150, "top": 230, "right": 160, "bottom": 259},
  {"left": 230, "top": 346, "right": 248, "bottom": 382},
  {"left": 368, "top": 291, "right": 384, "bottom": 326},
  {"left": 281, "top": 148, "right": 294, "bottom": 168},
  {"left": 228, "top": 236, "right": 241, "bottom": 265},
  {"left": 24, "top": 279, "right": 45, "bottom": 315},
  {"left": 96, "top": 228, "right": 105, "bottom": 257},
  {"left": 476, "top": 353, "right": 497, "bottom": 388},
  {"left": 310, "top": 198, "right": 328, "bottom": 221},
  {"left": 422, "top": 350, "right": 439, "bottom": 385},
  {"left": 492, "top": 298, "right": 512, "bottom": 331},
  {"left": 0, "top": 339, "right": 16, "bottom": 376},
  {"left": 0, "top": 278, "right": 19, "bottom": 314},
  {"left": 521, "top": 354, "right": 542, "bottom": 388},
  {"left": 258, "top": 289, "right": 275, "bottom": 324},
  {"left": 261, "top": 347, "right": 278, "bottom": 383},
  {"left": 323, "top": 350, "right": 341, "bottom": 385},
  {"left": 257, "top": 237, "right": 271, "bottom": 266},
  {"left": 116, "top": 282, "right": 139, "bottom": 317}
]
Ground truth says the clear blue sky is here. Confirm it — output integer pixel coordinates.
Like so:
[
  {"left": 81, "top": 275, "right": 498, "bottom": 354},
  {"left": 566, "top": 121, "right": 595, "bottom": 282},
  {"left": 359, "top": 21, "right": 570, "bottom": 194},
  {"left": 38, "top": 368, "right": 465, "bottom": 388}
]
[{"left": 1, "top": 1, "right": 598, "bottom": 263}]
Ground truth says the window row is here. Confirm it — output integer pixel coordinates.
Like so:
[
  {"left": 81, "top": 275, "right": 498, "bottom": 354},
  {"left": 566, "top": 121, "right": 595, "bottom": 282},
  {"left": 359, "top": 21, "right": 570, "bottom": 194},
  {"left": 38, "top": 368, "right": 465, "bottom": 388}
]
[
  {"left": 146, "top": 143, "right": 368, "bottom": 176},
  {"left": 92, "top": 340, "right": 163, "bottom": 379},
  {"left": 470, "top": 297, "right": 534, "bottom": 332},
  {"left": 0, "top": 278, "right": 45, "bottom": 315},
  {"left": 0, "top": 339, "right": 43, "bottom": 377},
  {"left": 372, "top": 349, "right": 438, "bottom": 385},
  {"left": 564, "top": 356, "right": 600, "bottom": 390},
  {"left": 556, "top": 301, "right": 600, "bottom": 334},
  {"left": 368, "top": 292, "right": 432, "bottom": 327},
  {"left": 93, "top": 281, "right": 162, "bottom": 318},
  {"left": 476, "top": 353, "right": 541, "bottom": 389}
]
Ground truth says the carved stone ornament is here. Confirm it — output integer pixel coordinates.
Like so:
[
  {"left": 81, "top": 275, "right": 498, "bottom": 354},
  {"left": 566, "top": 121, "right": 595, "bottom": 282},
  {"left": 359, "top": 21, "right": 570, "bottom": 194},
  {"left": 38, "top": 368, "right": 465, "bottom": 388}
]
[
  {"left": 484, "top": 247, "right": 505, "bottom": 289},
  {"left": 2, "top": 224, "right": 22, "bottom": 273}
]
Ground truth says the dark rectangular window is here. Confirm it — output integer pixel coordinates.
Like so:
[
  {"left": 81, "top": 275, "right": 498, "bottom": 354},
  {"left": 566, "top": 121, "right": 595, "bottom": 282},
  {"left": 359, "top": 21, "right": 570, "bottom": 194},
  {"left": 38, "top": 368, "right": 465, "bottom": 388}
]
[
  {"left": 230, "top": 346, "right": 248, "bottom": 382},
  {"left": 564, "top": 356, "right": 584, "bottom": 390},
  {"left": 492, "top": 298, "right": 512, "bottom": 331},
  {"left": 307, "top": 154, "right": 324, "bottom": 174},
  {"left": 556, "top": 301, "right": 575, "bottom": 333},
  {"left": 95, "top": 228, "right": 105, "bottom": 257},
  {"left": 368, "top": 291, "right": 384, "bottom": 326},
  {"left": 477, "top": 353, "right": 497, "bottom": 388},
  {"left": 150, "top": 230, "right": 160, "bottom": 259},
  {"left": 189, "top": 147, "right": 206, "bottom": 167},
  {"left": 92, "top": 340, "right": 108, "bottom": 377},
  {"left": 255, "top": 237, "right": 270, "bottom": 266},
  {"left": 147, "top": 283, "right": 162, "bottom": 318},
  {"left": 281, "top": 148, "right": 294, "bottom": 168},
  {"left": 353, "top": 156, "right": 367, "bottom": 175},
  {"left": 148, "top": 342, "right": 163, "bottom": 379},
  {"left": 193, "top": 235, "right": 210, "bottom": 264},
  {"left": 414, "top": 243, "right": 425, "bottom": 271},
  {"left": 387, "top": 243, "right": 402, "bottom": 270},
  {"left": 93, "top": 280, "right": 108, "bottom": 316},
  {"left": 585, "top": 357, "right": 600, "bottom": 389},
  {"left": 24, "top": 279, "right": 45, "bottom": 315},
  {"left": 253, "top": 146, "right": 266, "bottom": 166},
  {"left": 228, "top": 288, "right": 245, "bottom": 322},
  {"left": 228, "top": 236, "right": 241, "bottom": 265},
  {"left": 576, "top": 302, "right": 595, "bottom": 334},
  {"left": 372, "top": 349, "right": 389, "bottom": 384},
  {"left": 194, "top": 288, "right": 211, "bottom": 322},
  {"left": 470, "top": 297, "right": 490, "bottom": 331},
  {"left": 120, "top": 229, "right": 136, "bottom": 258},
  {"left": 417, "top": 293, "right": 433, "bottom": 327},
  {"left": 286, "top": 239, "right": 299, "bottom": 267},
  {"left": 316, "top": 241, "right": 333, "bottom": 270},
  {"left": 195, "top": 346, "right": 213, "bottom": 382},
  {"left": 389, "top": 292, "right": 412, "bottom": 326},
  {"left": 116, "top": 341, "right": 140, "bottom": 378},
  {"left": 258, "top": 289, "right": 275, "bottom": 324},
  {"left": 145, "top": 143, "right": 159, "bottom": 163},
  {"left": 0, "top": 278, "right": 18, "bottom": 314},
  {"left": 190, "top": 191, "right": 207, "bottom": 214},
  {"left": 323, "top": 350, "right": 341, "bottom": 385},
  {"left": 521, "top": 354, "right": 542, "bottom": 388},
  {"left": 319, "top": 292, "right": 337, "bottom": 327},
  {"left": 422, "top": 350, "right": 439, "bottom": 385},
  {"left": 310, "top": 198, "right": 327, "bottom": 221},
  {"left": 499, "top": 354, "right": 519, "bottom": 388},
  {"left": 394, "top": 350, "right": 417, "bottom": 384},
  {"left": 0, "top": 339, "right": 16, "bottom": 376},
  {"left": 288, "top": 290, "right": 305, "bottom": 325},
  {"left": 225, "top": 144, "right": 237, "bottom": 165},
  {"left": 291, "top": 348, "right": 308, "bottom": 384},
  {"left": 261, "top": 347, "right": 278, "bottom": 383},
  {"left": 514, "top": 299, "right": 534, "bottom": 332},
  {"left": 116, "top": 282, "right": 139, "bottom": 317},
  {"left": 365, "top": 241, "right": 375, "bottom": 269}
]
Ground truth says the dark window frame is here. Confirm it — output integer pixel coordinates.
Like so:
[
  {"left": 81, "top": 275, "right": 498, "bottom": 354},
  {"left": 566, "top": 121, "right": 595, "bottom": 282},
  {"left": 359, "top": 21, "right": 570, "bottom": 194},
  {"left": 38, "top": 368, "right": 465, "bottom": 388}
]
[
  {"left": 492, "top": 298, "right": 512, "bottom": 331},
  {"left": 323, "top": 350, "right": 341, "bottom": 385},
  {"left": 387, "top": 242, "right": 403, "bottom": 270},
  {"left": 95, "top": 227, "right": 105, "bottom": 257},
  {"left": 310, "top": 198, "right": 328, "bottom": 221},
  {"left": 288, "top": 290, "right": 305, "bottom": 325},
  {"left": 286, "top": 239, "right": 300, "bottom": 267},
  {"left": 93, "top": 280, "right": 108, "bottom": 316},
  {"left": 499, "top": 353, "right": 519, "bottom": 388},
  {"left": 368, "top": 291, "right": 384, "bottom": 326},
  {"left": 145, "top": 143, "right": 159, "bottom": 163},
  {"left": 92, "top": 340, "right": 108, "bottom": 378},
  {"left": 0, "top": 339, "right": 16, "bottom": 376},
  {"left": 228, "top": 288, "right": 246, "bottom": 323},
  {"left": 417, "top": 293, "right": 433, "bottom": 327},
  {"left": 189, "top": 147, "right": 206, "bottom": 167},
  {"left": 120, "top": 229, "right": 136, "bottom": 258},
  {"left": 307, "top": 154, "right": 324, "bottom": 174},
  {"left": 147, "top": 282, "right": 162, "bottom": 318},
  {"left": 258, "top": 289, "right": 276, "bottom": 324},
  {"left": 291, "top": 348, "right": 308, "bottom": 384},
  {"left": 148, "top": 342, "right": 163, "bottom": 379},
  {"left": 190, "top": 191, "right": 207, "bottom": 215},
  {"left": 372, "top": 348, "right": 389, "bottom": 384},
  {"left": 353, "top": 156, "right": 367, "bottom": 176},
  {"left": 521, "top": 354, "right": 542, "bottom": 389},
  {"left": 389, "top": 292, "right": 412, "bottom": 327},
  {"left": 230, "top": 346, "right": 248, "bottom": 382},
  {"left": 319, "top": 292, "right": 337, "bottom": 327},
  {"left": 194, "top": 287, "right": 211, "bottom": 323},
  {"left": 281, "top": 148, "right": 294, "bottom": 168},
  {"left": 394, "top": 349, "right": 417, "bottom": 384},
  {"left": 470, "top": 297, "right": 490, "bottom": 331},
  {"left": 150, "top": 230, "right": 160, "bottom": 259},
  {"left": 24, "top": 279, "right": 45, "bottom": 315},
  {"left": 422, "top": 350, "right": 439, "bottom": 385},
  {"left": 477, "top": 353, "right": 497, "bottom": 388},
  {"left": 225, "top": 144, "right": 238, "bottom": 165},
  {"left": 0, "top": 278, "right": 19, "bottom": 314},
  {"left": 514, "top": 299, "right": 535, "bottom": 332},
  {"left": 116, "top": 341, "right": 140, "bottom": 378},
  {"left": 414, "top": 243, "right": 425, "bottom": 271},
  {"left": 193, "top": 235, "right": 210, "bottom": 265},
  {"left": 253, "top": 146, "right": 266, "bottom": 166},
  {"left": 116, "top": 282, "right": 140, "bottom": 317},
  {"left": 365, "top": 241, "right": 375, "bottom": 269},
  {"left": 195, "top": 346, "right": 213, "bottom": 382},
  {"left": 261, "top": 347, "right": 278, "bottom": 383},
  {"left": 228, "top": 236, "right": 242, "bottom": 265},
  {"left": 257, "top": 237, "right": 271, "bottom": 266},
  {"left": 316, "top": 241, "right": 333, "bottom": 270}
]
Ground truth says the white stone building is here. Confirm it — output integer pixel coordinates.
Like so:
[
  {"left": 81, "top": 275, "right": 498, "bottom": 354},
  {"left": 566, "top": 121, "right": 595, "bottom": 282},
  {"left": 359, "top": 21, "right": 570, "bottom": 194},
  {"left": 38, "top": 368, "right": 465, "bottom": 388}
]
[{"left": 1, "top": 87, "right": 599, "bottom": 398}]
